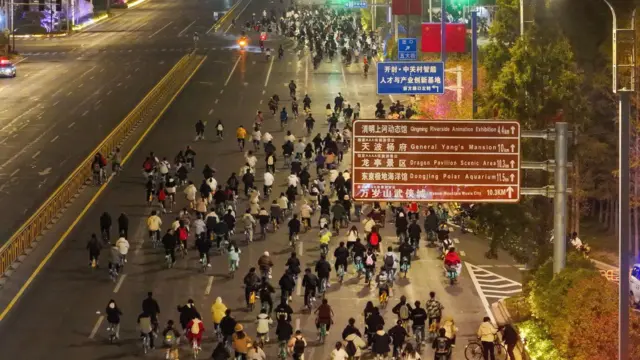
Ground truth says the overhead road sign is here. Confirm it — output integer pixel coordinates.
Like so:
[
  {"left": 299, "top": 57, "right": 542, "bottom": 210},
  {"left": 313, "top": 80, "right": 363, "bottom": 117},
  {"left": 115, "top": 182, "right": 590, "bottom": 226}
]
[
  {"left": 352, "top": 119, "right": 521, "bottom": 203},
  {"left": 398, "top": 38, "right": 418, "bottom": 60},
  {"left": 377, "top": 61, "right": 444, "bottom": 95},
  {"left": 345, "top": 1, "right": 367, "bottom": 8}
]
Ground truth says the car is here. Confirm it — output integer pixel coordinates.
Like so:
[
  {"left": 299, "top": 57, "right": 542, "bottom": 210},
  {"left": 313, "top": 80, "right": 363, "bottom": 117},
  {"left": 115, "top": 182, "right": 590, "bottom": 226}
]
[
  {"left": 0, "top": 58, "right": 16, "bottom": 78},
  {"left": 631, "top": 264, "right": 640, "bottom": 307}
]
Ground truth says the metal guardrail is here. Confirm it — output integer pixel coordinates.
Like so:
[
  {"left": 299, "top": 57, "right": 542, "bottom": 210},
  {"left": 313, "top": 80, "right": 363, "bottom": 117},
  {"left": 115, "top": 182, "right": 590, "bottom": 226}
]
[{"left": 0, "top": 53, "right": 202, "bottom": 276}]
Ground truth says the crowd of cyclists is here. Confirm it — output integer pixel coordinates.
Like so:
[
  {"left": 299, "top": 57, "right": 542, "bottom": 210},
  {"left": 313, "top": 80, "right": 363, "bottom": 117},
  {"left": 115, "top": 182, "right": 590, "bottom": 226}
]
[{"left": 81, "top": 4, "right": 519, "bottom": 360}]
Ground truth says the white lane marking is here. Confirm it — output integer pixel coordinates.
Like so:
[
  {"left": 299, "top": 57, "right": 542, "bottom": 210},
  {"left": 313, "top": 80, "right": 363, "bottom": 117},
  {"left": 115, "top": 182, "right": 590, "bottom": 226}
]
[
  {"left": 178, "top": 20, "right": 196, "bottom": 37},
  {"left": 341, "top": 63, "right": 348, "bottom": 86},
  {"left": 298, "top": 241, "right": 303, "bottom": 257},
  {"left": 10, "top": 168, "right": 20, "bottom": 177},
  {"left": 295, "top": 318, "right": 300, "bottom": 331},
  {"left": 259, "top": 100, "right": 263, "bottom": 104},
  {"left": 0, "top": 106, "right": 38, "bottom": 133},
  {"left": 453, "top": 237, "right": 459, "bottom": 244},
  {"left": 214, "top": 99, "right": 219, "bottom": 104},
  {"left": 305, "top": 54, "right": 308, "bottom": 90},
  {"left": 50, "top": 135, "right": 59, "bottom": 143},
  {"left": 149, "top": 21, "right": 174, "bottom": 38},
  {"left": 78, "top": 83, "right": 84, "bottom": 88},
  {"left": 89, "top": 315, "right": 104, "bottom": 339},
  {"left": 208, "top": 109, "right": 213, "bottom": 115},
  {"left": 67, "top": 91, "right": 73, "bottom": 96},
  {"left": 205, "top": 276, "right": 214, "bottom": 295},
  {"left": 295, "top": 274, "right": 302, "bottom": 296},
  {"left": 82, "top": 110, "right": 89, "bottom": 116},
  {"left": 460, "top": 250, "right": 466, "bottom": 257},
  {"left": 80, "top": 65, "right": 96, "bottom": 78},
  {"left": 53, "top": 101, "right": 59, "bottom": 106},
  {"left": 225, "top": 0, "right": 253, "bottom": 34},
  {"left": 32, "top": 151, "right": 41, "bottom": 159},
  {"left": 113, "top": 274, "right": 127, "bottom": 293},
  {"left": 224, "top": 56, "right": 242, "bottom": 87},
  {"left": 264, "top": 53, "right": 274, "bottom": 87},
  {"left": 262, "top": 89, "right": 266, "bottom": 95},
  {"left": 68, "top": 122, "right": 75, "bottom": 128},
  {"left": 13, "top": 56, "right": 27, "bottom": 65},
  {"left": 220, "top": 89, "right": 224, "bottom": 94}
]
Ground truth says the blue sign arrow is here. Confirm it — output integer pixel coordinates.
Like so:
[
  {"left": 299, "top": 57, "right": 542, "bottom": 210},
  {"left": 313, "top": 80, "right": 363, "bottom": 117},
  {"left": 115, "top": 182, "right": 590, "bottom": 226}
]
[{"left": 398, "top": 38, "right": 417, "bottom": 61}]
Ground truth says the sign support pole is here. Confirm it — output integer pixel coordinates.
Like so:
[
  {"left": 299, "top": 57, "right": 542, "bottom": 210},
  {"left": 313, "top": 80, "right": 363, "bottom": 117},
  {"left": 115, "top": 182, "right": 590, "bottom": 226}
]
[
  {"left": 619, "top": 90, "right": 631, "bottom": 360},
  {"left": 471, "top": 10, "right": 478, "bottom": 117},
  {"left": 553, "top": 121, "right": 568, "bottom": 273},
  {"left": 440, "top": 0, "right": 446, "bottom": 63}
]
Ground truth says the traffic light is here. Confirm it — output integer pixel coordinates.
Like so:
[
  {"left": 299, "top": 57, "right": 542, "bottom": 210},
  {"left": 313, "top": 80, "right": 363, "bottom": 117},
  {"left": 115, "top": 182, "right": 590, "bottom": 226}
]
[
  {"left": 56, "top": 0, "right": 62, "bottom": 11},
  {"left": 38, "top": 0, "right": 45, "bottom": 11}
]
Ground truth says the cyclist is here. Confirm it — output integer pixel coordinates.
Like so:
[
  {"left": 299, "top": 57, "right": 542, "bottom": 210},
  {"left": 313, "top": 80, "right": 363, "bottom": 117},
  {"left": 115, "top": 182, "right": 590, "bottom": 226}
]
[
  {"left": 388, "top": 319, "right": 409, "bottom": 358},
  {"left": 334, "top": 241, "right": 349, "bottom": 273},
  {"left": 288, "top": 214, "right": 301, "bottom": 246},
  {"left": 286, "top": 252, "right": 301, "bottom": 281},
  {"left": 288, "top": 330, "right": 307, "bottom": 360},
  {"left": 477, "top": 316, "right": 498, "bottom": 360},
  {"left": 248, "top": 342, "right": 267, "bottom": 359},
  {"left": 303, "top": 94, "right": 312, "bottom": 112},
  {"left": 302, "top": 268, "right": 319, "bottom": 308},
  {"left": 211, "top": 297, "right": 227, "bottom": 337},
  {"left": 395, "top": 211, "right": 408, "bottom": 240},
  {"left": 424, "top": 208, "right": 439, "bottom": 244},
  {"left": 274, "top": 298, "right": 294, "bottom": 322},
  {"left": 213, "top": 218, "right": 229, "bottom": 249},
  {"left": 315, "top": 254, "right": 331, "bottom": 290},
  {"left": 220, "top": 309, "right": 237, "bottom": 346},
  {"left": 276, "top": 317, "right": 294, "bottom": 355},
  {"left": 305, "top": 114, "right": 315, "bottom": 134},
  {"left": 258, "top": 251, "right": 273, "bottom": 279},
  {"left": 176, "top": 220, "right": 189, "bottom": 252},
  {"left": 343, "top": 325, "right": 366, "bottom": 359},
  {"left": 331, "top": 200, "right": 347, "bottom": 233},
  {"left": 288, "top": 80, "right": 297, "bottom": 98},
  {"left": 426, "top": 292, "right": 444, "bottom": 333},
  {"left": 252, "top": 127, "right": 262, "bottom": 151},
  {"left": 263, "top": 170, "right": 274, "bottom": 197},
  {"left": 399, "top": 239, "right": 414, "bottom": 266},
  {"left": 146, "top": 210, "right": 162, "bottom": 242},
  {"left": 279, "top": 269, "right": 296, "bottom": 304},
  {"left": 242, "top": 209, "right": 256, "bottom": 242},
  {"left": 292, "top": 97, "right": 299, "bottom": 117},
  {"left": 370, "top": 324, "right": 391, "bottom": 359},
  {"left": 228, "top": 243, "right": 241, "bottom": 270},
  {"left": 444, "top": 247, "right": 461, "bottom": 280},
  {"left": 138, "top": 310, "right": 155, "bottom": 349},
  {"left": 105, "top": 299, "right": 122, "bottom": 340},
  {"left": 300, "top": 200, "right": 313, "bottom": 230},
  {"left": 212, "top": 342, "right": 231, "bottom": 360},
  {"left": 256, "top": 308, "right": 273, "bottom": 343},
  {"left": 177, "top": 299, "right": 201, "bottom": 332},
  {"left": 314, "top": 298, "right": 333, "bottom": 338},
  {"left": 243, "top": 267, "right": 261, "bottom": 307},
  {"left": 114, "top": 233, "right": 129, "bottom": 264},
  {"left": 383, "top": 246, "right": 398, "bottom": 283},
  {"left": 216, "top": 120, "right": 224, "bottom": 139},
  {"left": 318, "top": 224, "right": 332, "bottom": 255},
  {"left": 186, "top": 316, "right": 205, "bottom": 350},
  {"left": 392, "top": 296, "right": 413, "bottom": 327},
  {"left": 232, "top": 324, "right": 253, "bottom": 359},
  {"left": 411, "top": 300, "right": 428, "bottom": 344},
  {"left": 363, "top": 248, "right": 377, "bottom": 282},
  {"left": 87, "top": 234, "right": 101, "bottom": 267},
  {"left": 236, "top": 125, "right": 247, "bottom": 151},
  {"left": 432, "top": 327, "right": 453, "bottom": 359},
  {"left": 258, "top": 276, "right": 276, "bottom": 313},
  {"left": 162, "top": 320, "right": 181, "bottom": 348},
  {"left": 441, "top": 316, "right": 458, "bottom": 348}
]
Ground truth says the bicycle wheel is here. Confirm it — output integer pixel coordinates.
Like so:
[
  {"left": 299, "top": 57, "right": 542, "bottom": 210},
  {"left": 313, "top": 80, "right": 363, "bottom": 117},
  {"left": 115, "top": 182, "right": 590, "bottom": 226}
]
[
  {"left": 464, "top": 342, "right": 484, "bottom": 360},
  {"left": 494, "top": 343, "right": 508, "bottom": 360}
]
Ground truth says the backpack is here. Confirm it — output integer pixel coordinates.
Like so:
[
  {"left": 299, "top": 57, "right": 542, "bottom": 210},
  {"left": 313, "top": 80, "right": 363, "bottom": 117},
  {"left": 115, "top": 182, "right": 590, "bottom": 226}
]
[
  {"left": 143, "top": 159, "right": 153, "bottom": 171},
  {"left": 369, "top": 233, "right": 379, "bottom": 246},
  {"left": 178, "top": 227, "right": 188, "bottom": 241},
  {"left": 158, "top": 189, "right": 166, "bottom": 201},
  {"left": 345, "top": 340, "right": 357, "bottom": 356},
  {"left": 365, "top": 254, "right": 374, "bottom": 266},
  {"left": 399, "top": 304, "right": 410, "bottom": 320},
  {"left": 293, "top": 338, "right": 305, "bottom": 354},
  {"left": 190, "top": 321, "right": 200, "bottom": 335},
  {"left": 164, "top": 329, "right": 176, "bottom": 344},
  {"left": 434, "top": 337, "right": 449, "bottom": 353},
  {"left": 384, "top": 254, "right": 394, "bottom": 268}
]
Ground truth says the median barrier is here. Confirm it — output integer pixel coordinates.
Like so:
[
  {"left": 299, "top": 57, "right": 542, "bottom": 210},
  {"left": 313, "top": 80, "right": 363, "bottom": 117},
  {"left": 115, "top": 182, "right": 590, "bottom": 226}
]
[{"left": 0, "top": 53, "right": 205, "bottom": 277}]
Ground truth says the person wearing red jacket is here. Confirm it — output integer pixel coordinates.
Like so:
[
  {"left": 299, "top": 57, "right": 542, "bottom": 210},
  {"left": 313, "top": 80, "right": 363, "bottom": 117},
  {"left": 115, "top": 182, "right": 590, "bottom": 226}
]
[
  {"left": 186, "top": 317, "right": 205, "bottom": 349},
  {"left": 444, "top": 247, "right": 461, "bottom": 268}
]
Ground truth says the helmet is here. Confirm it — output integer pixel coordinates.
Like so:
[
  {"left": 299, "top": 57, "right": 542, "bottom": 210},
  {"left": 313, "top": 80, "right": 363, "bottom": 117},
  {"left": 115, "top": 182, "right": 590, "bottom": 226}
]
[{"left": 234, "top": 323, "right": 244, "bottom": 332}]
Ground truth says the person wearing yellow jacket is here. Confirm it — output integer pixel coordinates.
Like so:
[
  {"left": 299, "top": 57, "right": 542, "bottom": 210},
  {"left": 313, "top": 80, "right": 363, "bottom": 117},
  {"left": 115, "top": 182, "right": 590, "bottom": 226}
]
[{"left": 211, "top": 297, "right": 227, "bottom": 336}]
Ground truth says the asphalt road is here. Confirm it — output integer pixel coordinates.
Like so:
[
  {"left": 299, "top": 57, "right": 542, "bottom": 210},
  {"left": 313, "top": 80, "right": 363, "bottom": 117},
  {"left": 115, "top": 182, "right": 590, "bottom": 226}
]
[
  {"left": 0, "top": 0, "right": 242, "bottom": 242},
  {"left": 0, "top": 4, "right": 527, "bottom": 359}
]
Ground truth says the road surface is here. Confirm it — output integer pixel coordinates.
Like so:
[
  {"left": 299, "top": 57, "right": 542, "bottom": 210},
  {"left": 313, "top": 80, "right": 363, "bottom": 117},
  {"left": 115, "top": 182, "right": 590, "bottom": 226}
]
[
  {"left": 0, "top": 2, "right": 526, "bottom": 359},
  {"left": 0, "top": 0, "right": 240, "bottom": 242}
]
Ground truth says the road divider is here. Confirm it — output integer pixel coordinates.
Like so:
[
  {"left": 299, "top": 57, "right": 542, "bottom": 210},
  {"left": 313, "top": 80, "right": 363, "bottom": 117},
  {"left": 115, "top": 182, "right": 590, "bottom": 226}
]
[
  {"left": 0, "top": 53, "right": 207, "bottom": 319},
  {"left": 208, "top": 0, "right": 244, "bottom": 34}
]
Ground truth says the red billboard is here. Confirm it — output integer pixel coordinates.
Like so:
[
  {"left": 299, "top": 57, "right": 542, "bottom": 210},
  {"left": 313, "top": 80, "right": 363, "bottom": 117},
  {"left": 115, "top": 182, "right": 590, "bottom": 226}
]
[
  {"left": 352, "top": 120, "right": 521, "bottom": 203},
  {"left": 392, "top": 0, "right": 421, "bottom": 15}
]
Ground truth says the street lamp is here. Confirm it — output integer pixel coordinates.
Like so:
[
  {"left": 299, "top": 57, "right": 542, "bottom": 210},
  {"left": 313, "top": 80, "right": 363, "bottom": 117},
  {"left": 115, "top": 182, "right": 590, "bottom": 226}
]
[
  {"left": 600, "top": 2, "right": 636, "bottom": 360},
  {"left": 519, "top": 0, "right": 523, "bottom": 36}
]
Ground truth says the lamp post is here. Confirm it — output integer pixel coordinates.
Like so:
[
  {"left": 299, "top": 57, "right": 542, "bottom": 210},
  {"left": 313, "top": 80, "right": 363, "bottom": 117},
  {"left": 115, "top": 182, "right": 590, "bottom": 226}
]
[
  {"left": 519, "top": 0, "right": 523, "bottom": 36},
  {"left": 600, "top": 2, "right": 636, "bottom": 360}
]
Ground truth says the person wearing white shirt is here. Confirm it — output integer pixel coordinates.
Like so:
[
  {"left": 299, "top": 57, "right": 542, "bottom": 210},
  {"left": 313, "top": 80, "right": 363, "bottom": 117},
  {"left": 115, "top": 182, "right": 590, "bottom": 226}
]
[
  {"left": 263, "top": 171, "right": 274, "bottom": 196},
  {"left": 115, "top": 236, "right": 130, "bottom": 263},
  {"left": 284, "top": 131, "right": 295, "bottom": 143},
  {"left": 330, "top": 343, "right": 349, "bottom": 360},
  {"left": 262, "top": 132, "right": 273, "bottom": 144},
  {"left": 287, "top": 172, "right": 299, "bottom": 191},
  {"left": 342, "top": 170, "right": 351, "bottom": 182},
  {"left": 252, "top": 128, "right": 262, "bottom": 150},
  {"left": 245, "top": 151, "right": 258, "bottom": 171},
  {"left": 159, "top": 158, "right": 170, "bottom": 176},
  {"left": 294, "top": 139, "right": 306, "bottom": 158},
  {"left": 206, "top": 177, "right": 218, "bottom": 195}
]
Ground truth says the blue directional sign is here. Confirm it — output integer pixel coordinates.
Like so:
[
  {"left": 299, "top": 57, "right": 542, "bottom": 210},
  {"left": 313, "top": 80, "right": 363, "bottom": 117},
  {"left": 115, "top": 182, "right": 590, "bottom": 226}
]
[
  {"left": 398, "top": 38, "right": 418, "bottom": 61},
  {"left": 376, "top": 62, "right": 445, "bottom": 95},
  {"left": 345, "top": 1, "right": 367, "bottom": 8}
]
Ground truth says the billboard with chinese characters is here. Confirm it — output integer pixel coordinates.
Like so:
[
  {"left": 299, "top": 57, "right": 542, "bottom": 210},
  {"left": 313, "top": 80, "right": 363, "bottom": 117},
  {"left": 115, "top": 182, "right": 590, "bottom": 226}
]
[
  {"left": 352, "top": 120, "right": 521, "bottom": 203},
  {"left": 377, "top": 62, "right": 444, "bottom": 95}
]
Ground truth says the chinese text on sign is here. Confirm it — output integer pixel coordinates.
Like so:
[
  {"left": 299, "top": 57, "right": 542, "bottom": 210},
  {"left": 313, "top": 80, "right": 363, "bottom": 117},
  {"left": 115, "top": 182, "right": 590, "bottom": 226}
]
[{"left": 376, "top": 62, "right": 445, "bottom": 95}]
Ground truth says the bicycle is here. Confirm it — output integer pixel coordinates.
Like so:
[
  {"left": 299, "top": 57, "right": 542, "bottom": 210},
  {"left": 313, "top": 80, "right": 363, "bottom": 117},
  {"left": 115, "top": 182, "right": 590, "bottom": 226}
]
[
  {"left": 414, "top": 325, "right": 424, "bottom": 352},
  {"left": 248, "top": 290, "right": 257, "bottom": 311},
  {"left": 150, "top": 231, "right": 160, "bottom": 248},
  {"left": 141, "top": 332, "right": 151, "bottom": 354},
  {"left": 165, "top": 253, "right": 174, "bottom": 268},
  {"left": 200, "top": 254, "right": 208, "bottom": 273},
  {"left": 379, "top": 289, "right": 388, "bottom": 308},
  {"left": 320, "top": 243, "right": 329, "bottom": 257},
  {"left": 107, "top": 323, "right": 118, "bottom": 343},
  {"left": 337, "top": 264, "right": 345, "bottom": 284},
  {"left": 399, "top": 257, "right": 410, "bottom": 277},
  {"left": 290, "top": 232, "right": 299, "bottom": 248},
  {"left": 319, "top": 277, "right": 328, "bottom": 297},
  {"left": 278, "top": 340, "right": 288, "bottom": 359},
  {"left": 229, "top": 259, "right": 238, "bottom": 278},
  {"left": 464, "top": 338, "right": 508, "bottom": 360},
  {"left": 318, "top": 323, "right": 327, "bottom": 344},
  {"left": 192, "top": 337, "right": 200, "bottom": 359},
  {"left": 109, "top": 265, "right": 119, "bottom": 283}
]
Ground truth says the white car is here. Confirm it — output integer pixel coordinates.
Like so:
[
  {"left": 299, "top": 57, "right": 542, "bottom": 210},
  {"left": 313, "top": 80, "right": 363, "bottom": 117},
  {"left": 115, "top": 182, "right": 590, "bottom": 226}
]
[
  {"left": 0, "top": 58, "right": 16, "bottom": 78},
  {"left": 631, "top": 264, "right": 640, "bottom": 307}
]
